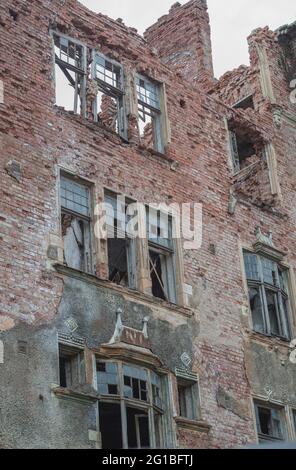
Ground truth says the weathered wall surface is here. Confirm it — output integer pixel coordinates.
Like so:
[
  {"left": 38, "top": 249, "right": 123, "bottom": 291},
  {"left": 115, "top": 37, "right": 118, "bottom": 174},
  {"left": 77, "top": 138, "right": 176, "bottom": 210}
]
[{"left": 0, "top": 0, "right": 296, "bottom": 449}]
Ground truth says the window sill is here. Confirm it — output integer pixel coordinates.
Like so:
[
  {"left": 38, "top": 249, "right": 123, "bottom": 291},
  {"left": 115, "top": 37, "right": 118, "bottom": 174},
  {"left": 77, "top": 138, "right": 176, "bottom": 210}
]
[
  {"left": 174, "top": 416, "right": 211, "bottom": 433},
  {"left": 52, "top": 385, "right": 99, "bottom": 405},
  {"left": 248, "top": 330, "right": 291, "bottom": 348},
  {"left": 53, "top": 106, "right": 129, "bottom": 144},
  {"left": 137, "top": 144, "right": 176, "bottom": 165},
  {"left": 231, "top": 161, "right": 260, "bottom": 180},
  {"left": 54, "top": 263, "right": 193, "bottom": 318}
]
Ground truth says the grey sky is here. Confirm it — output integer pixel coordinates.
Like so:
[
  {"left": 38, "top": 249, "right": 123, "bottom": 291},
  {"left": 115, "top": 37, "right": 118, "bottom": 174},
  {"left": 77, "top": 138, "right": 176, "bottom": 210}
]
[{"left": 78, "top": 0, "right": 295, "bottom": 78}]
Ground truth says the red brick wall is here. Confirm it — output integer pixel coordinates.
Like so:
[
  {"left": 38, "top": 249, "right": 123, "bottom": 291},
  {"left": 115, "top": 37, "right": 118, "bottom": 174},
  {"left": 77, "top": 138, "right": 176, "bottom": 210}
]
[{"left": 0, "top": 0, "right": 296, "bottom": 449}]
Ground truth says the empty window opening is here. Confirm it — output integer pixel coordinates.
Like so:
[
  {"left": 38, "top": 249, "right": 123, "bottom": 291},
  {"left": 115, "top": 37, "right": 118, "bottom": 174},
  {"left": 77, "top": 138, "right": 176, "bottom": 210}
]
[
  {"left": 59, "top": 344, "right": 85, "bottom": 388},
  {"left": 137, "top": 76, "right": 163, "bottom": 153},
  {"left": 9, "top": 9, "right": 18, "bottom": 21},
  {"left": 255, "top": 403, "right": 285, "bottom": 442},
  {"left": 147, "top": 209, "right": 176, "bottom": 303},
  {"left": 244, "top": 252, "right": 291, "bottom": 340},
  {"left": 60, "top": 175, "right": 93, "bottom": 274},
  {"left": 127, "top": 407, "right": 150, "bottom": 449},
  {"left": 105, "top": 192, "right": 136, "bottom": 289},
  {"left": 97, "top": 360, "right": 164, "bottom": 449},
  {"left": 177, "top": 378, "right": 199, "bottom": 421},
  {"left": 99, "top": 402, "right": 123, "bottom": 449},
  {"left": 53, "top": 33, "right": 86, "bottom": 114},
  {"left": 228, "top": 123, "right": 263, "bottom": 173},
  {"left": 93, "top": 54, "right": 126, "bottom": 137},
  {"left": 233, "top": 95, "right": 254, "bottom": 110}
]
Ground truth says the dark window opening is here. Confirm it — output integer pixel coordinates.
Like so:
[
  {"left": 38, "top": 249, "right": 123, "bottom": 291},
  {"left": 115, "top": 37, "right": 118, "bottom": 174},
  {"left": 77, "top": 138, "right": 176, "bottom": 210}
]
[
  {"left": 149, "top": 249, "right": 167, "bottom": 301},
  {"left": 127, "top": 407, "right": 150, "bottom": 449},
  {"left": 228, "top": 123, "right": 264, "bottom": 173},
  {"left": 233, "top": 95, "right": 254, "bottom": 110},
  {"left": 108, "top": 238, "right": 130, "bottom": 287},
  {"left": 177, "top": 379, "right": 199, "bottom": 421},
  {"left": 59, "top": 344, "right": 85, "bottom": 389},
  {"left": 99, "top": 403, "right": 123, "bottom": 449},
  {"left": 255, "top": 404, "right": 285, "bottom": 441},
  {"left": 105, "top": 192, "right": 136, "bottom": 289}
]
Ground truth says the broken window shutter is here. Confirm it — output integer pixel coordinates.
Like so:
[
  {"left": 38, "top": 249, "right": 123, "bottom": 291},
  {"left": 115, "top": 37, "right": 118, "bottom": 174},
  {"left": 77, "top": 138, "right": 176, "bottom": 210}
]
[{"left": 229, "top": 130, "right": 240, "bottom": 172}]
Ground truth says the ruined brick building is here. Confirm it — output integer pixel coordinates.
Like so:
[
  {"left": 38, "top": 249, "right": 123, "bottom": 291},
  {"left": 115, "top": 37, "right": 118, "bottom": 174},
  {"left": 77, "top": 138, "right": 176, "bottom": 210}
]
[{"left": 1, "top": 0, "right": 296, "bottom": 449}]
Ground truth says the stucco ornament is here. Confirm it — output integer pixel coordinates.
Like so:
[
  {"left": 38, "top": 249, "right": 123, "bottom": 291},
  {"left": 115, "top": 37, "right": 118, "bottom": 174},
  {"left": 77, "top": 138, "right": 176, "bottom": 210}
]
[
  {"left": 180, "top": 352, "right": 192, "bottom": 369},
  {"left": 289, "top": 339, "right": 296, "bottom": 364}
]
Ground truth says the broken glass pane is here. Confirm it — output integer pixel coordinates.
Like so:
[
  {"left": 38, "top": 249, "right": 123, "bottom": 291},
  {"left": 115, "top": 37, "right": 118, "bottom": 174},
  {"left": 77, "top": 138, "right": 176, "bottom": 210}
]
[
  {"left": 244, "top": 253, "right": 259, "bottom": 281},
  {"left": 61, "top": 177, "right": 90, "bottom": 217},
  {"left": 265, "top": 290, "right": 281, "bottom": 336},
  {"left": 262, "top": 257, "right": 277, "bottom": 286},
  {"left": 97, "top": 362, "right": 119, "bottom": 395},
  {"left": 136, "top": 77, "right": 160, "bottom": 109},
  {"left": 95, "top": 55, "right": 122, "bottom": 89},
  {"left": 249, "top": 287, "right": 265, "bottom": 334}
]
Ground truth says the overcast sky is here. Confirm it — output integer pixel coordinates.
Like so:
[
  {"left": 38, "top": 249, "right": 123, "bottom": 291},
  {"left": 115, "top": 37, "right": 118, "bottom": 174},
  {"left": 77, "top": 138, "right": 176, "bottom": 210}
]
[{"left": 79, "top": 0, "right": 296, "bottom": 78}]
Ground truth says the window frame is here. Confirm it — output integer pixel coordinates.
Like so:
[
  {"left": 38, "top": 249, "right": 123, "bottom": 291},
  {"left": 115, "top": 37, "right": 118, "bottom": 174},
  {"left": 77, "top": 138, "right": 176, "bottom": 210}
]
[
  {"left": 146, "top": 207, "right": 177, "bottom": 304},
  {"left": 92, "top": 51, "right": 127, "bottom": 139},
  {"left": 96, "top": 359, "right": 165, "bottom": 449},
  {"left": 243, "top": 250, "right": 292, "bottom": 340},
  {"left": 136, "top": 74, "right": 164, "bottom": 153},
  {"left": 59, "top": 171, "right": 95, "bottom": 275},
  {"left": 254, "top": 401, "right": 287, "bottom": 443},
  {"left": 176, "top": 375, "right": 200, "bottom": 422},
  {"left": 58, "top": 342, "right": 86, "bottom": 389},
  {"left": 51, "top": 31, "right": 87, "bottom": 116},
  {"left": 104, "top": 190, "right": 137, "bottom": 289}
]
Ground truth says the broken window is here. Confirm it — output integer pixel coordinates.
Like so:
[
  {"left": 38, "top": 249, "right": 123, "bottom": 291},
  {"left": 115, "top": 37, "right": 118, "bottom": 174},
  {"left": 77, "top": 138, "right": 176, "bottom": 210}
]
[
  {"left": 147, "top": 208, "right": 176, "bottom": 303},
  {"left": 254, "top": 403, "right": 286, "bottom": 442},
  {"left": 52, "top": 32, "right": 86, "bottom": 115},
  {"left": 59, "top": 344, "right": 85, "bottom": 388},
  {"left": 177, "top": 378, "right": 199, "bottom": 421},
  {"left": 244, "top": 252, "right": 291, "bottom": 339},
  {"left": 233, "top": 95, "right": 254, "bottom": 110},
  {"left": 228, "top": 121, "right": 264, "bottom": 173},
  {"left": 97, "top": 360, "right": 164, "bottom": 449},
  {"left": 136, "top": 75, "right": 163, "bottom": 153},
  {"left": 60, "top": 174, "right": 93, "bottom": 274},
  {"left": 92, "top": 53, "right": 126, "bottom": 137},
  {"left": 105, "top": 191, "right": 136, "bottom": 289}
]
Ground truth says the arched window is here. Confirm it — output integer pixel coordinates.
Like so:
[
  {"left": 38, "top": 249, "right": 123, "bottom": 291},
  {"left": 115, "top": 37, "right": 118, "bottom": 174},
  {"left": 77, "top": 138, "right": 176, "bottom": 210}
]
[{"left": 97, "top": 360, "right": 164, "bottom": 449}]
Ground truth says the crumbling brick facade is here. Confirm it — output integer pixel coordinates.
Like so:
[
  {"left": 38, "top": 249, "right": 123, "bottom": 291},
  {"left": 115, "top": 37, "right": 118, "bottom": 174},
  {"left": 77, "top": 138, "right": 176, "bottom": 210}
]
[{"left": 0, "top": 0, "right": 296, "bottom": 449}]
